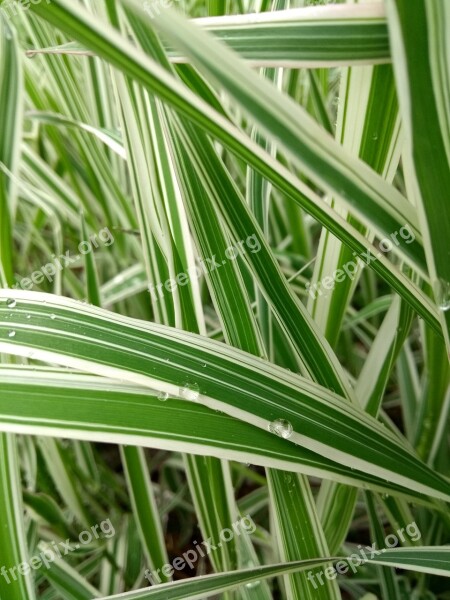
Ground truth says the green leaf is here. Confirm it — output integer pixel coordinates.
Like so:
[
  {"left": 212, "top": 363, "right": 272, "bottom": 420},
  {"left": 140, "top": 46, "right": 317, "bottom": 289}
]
[
  {"left": 0, "top": 292, "right": 449, "bottom": 503},
  {"left": 386, "top": 0, "right": 450, "bottom": 348}
]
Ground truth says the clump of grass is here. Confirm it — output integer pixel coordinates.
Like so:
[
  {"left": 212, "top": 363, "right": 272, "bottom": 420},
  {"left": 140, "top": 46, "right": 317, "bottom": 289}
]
[{"left": 0, "top": 1, "right": 449, "bottom": 599}]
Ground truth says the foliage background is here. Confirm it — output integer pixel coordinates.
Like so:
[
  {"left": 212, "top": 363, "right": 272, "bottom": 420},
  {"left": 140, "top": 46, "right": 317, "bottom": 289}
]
[{"left": 0, "top": 0, "right": 449, "bottom": 598}]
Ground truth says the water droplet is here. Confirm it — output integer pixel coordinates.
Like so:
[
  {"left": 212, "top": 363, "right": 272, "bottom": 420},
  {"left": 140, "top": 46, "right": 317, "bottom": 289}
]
[
  {"left": 26, "top": 315, "right": 31, "bottom": 320},
  {"left": 50, "top": 314, "right": 56, "bottom": 320},
  {"left": 180, "top": 383, "right": 200, "bottom": 401},
  {"left": 157, "top": 391, "right": 169, "bottom": 401},
  {"left": 6, "top": 298, "right": 17, "bottom": 308},
  {"left": 434, "top": 278, "right": 450, "bottom": 311},
  {"left": 372, "top": 133, "right": 379, "bottom": 141},
  {"left": 268, "top": 419, "right": 293, "bottom": 439},
  {"left": 8, "top": 330, "right": 16, "bottom": 338},
  {"left": 246, "top": 580, "right": 260, "bottom": 589},
  {"left": 243, "top": 563, "right": 260, "bottom": 588}
]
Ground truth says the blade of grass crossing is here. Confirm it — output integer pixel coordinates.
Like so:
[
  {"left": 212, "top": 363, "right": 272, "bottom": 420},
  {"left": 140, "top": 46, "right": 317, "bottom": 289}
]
[
  {"left": 36, "top": 437, "right": 92, "bottom": 528},
  {"left": 267, "top": 471, "right": 340, "bottom": 600},
  {"left": 356, "top": 296, "right": 414, "bottom": 418},
  {"left": 365, "top": 493, "right": 401, "bottom": 600},
  {"left": 80, "top": 213, "right": 101, "bottom": 307},
  {"left": 315, "top": 58, "right": 403, "bottom": 555},
  {"left": 120, "top": 446, "right": 170, "bottom": 583},
  {"left": 308, "top": 64, "right": 401, "bottom": 346},
  {"left": 112, "top": 72, "right": 176, "bottom": 326},
  {"left": 0, "top": 19, "right": 35, "bottom": 600},
  {"left": 0, "top": 434, "right": 36, "bottom": 600},
  {"left": 40, "top": 545, "right": 101, "bottom": 600},
  {"left": 0, "top": 14, "right": 22, "bottom": 286},
  {"left": 246, "top": 0, "right": 286, "bottom": 360},
  {"left": 88, "top": 559, "right": 342, "bottom": 600},
  {"left": 183, "top": 455, "right": 238, "bottom": 574},
  {"left": 25, "top": 0, "right": 442, "bottom": 334},
  {"left": 69, "top": 549, "right": 450, "bottom": 600},
  {"left": 385, "top": 0, "right": 450, "bottom": 350},
  {"left": 414, "top": 326, "right": 449, "bottom": 460}
]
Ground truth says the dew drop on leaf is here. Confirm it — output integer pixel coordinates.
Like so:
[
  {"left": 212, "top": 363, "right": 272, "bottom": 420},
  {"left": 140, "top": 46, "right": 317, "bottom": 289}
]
[
  {"left": 243, "top": 562, "right": 260, "bottom": 588},
  {"left": 268, "top": 419, "right": 293, "bottom": 439},
  {"left": 8, "top": 330, "right": 16, "bottom": 338},
  {"left": 246, "top": 580, "right": 260, "bottom": 589},
  {"left": 434, "top": 278, "right": 450, "bottom": 311},
  {"left": 6, "top": 298, "right": 17, "bottom": 308},
  {"left": 180, "top": 383, "right": 200, "bottom": 401},
  {"left": 157, "top": 391, "right": 169, "bottom": 402}
]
